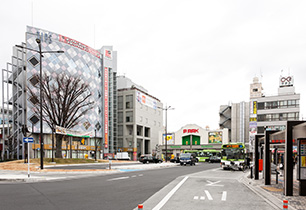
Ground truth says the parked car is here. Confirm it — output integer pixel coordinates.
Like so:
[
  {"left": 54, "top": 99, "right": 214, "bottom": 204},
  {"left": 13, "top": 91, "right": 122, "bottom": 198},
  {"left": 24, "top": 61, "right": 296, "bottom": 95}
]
[
  {"left": 208, "top": 155, "right": 221, "bottom": 163},
  {"left": 179, "top": 153, "right": 196, "bottom": 166},
  {"left": 139, "top": 155, "right": 163, "bottom": 164}
]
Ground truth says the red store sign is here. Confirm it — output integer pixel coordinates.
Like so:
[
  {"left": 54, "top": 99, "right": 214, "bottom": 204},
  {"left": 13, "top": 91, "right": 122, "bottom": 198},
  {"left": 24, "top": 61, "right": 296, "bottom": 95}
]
[{"left": 183, "top": 129, "right": 199, "bottom": 134}]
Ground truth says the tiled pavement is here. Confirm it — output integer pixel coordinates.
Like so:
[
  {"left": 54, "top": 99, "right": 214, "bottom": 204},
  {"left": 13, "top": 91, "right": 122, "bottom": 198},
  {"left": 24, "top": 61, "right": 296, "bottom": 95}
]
[{"left": 243, "top": 170, "right": 306, "bottom": 210}]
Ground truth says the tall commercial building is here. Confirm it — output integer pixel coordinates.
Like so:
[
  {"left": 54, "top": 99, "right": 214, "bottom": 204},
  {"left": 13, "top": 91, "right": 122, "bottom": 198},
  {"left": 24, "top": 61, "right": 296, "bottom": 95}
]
[
  {"left": 219, "top": 102, "right": 249, "bottom": 145},
  {"left": 117, "top": 76, "right": 163, "bottom": 160},
  {"left": 248, "top": 75, "right": 300, "bottom": 151},
  {"left": 250, "top": 75, "right": 300, "bottom": 134},
  {"left": 1, "top": 26, "right": 117, "bottom": 160}
]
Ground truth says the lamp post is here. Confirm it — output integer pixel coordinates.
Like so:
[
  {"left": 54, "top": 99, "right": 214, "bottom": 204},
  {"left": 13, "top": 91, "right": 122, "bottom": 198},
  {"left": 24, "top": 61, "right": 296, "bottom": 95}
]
[
  {"left": 94, "top": 128, "right": 97, "bottom": 161},
  {"left": 16, "top": 40, "right": 64, "bottom": 169},
  {"left": 158, "top": 105, "right": 174, "bottom": 162}
]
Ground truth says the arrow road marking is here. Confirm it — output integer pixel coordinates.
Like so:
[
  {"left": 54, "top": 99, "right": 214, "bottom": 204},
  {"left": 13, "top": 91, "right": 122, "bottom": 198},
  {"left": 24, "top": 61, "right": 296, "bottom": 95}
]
[
  {"left": 221, "top": 191, "right": 227, "bottom": 201},
  {"left": 205, "top": 190, "right": 213, "bottom": 200},
  {"left": 206, "top": 180, "right": 224, "bottom": 187}
]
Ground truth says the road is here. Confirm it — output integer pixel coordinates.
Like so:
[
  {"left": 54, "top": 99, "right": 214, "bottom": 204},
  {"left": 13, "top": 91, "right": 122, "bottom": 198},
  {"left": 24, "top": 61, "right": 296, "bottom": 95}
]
[
  {"left": 143, "top": 167, "right": 275, "bottom": 210},
  {"left": 0, "top": 163, "right": 217, "bottom": 210}
]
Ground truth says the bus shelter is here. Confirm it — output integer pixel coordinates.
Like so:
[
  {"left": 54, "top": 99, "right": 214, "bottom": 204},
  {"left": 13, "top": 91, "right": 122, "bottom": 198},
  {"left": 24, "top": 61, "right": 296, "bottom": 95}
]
[{"left": 253, "top": 121, "right": 306, "bottom": 196}]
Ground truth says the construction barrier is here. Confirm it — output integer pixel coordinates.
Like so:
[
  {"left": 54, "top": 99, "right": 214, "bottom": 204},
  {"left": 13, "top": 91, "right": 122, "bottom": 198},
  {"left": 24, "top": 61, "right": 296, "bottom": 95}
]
[
  {"left": 283, "top": 200, "right": 288, "bottom": 209},
  {"left": 138, "top": 204, "right": 143, "bottom": 210}
]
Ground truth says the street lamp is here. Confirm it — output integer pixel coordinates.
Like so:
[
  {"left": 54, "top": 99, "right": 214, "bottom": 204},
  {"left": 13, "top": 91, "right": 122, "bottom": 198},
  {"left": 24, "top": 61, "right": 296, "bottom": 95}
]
[
  {"left": 16, "top": 39, "right": 64, "bottom": 169},
  {"left": 158, "top": 105, "right": 174, "bottom": 162},
  {"left": 94, "top": 128, "right": 97, "bottom": 161}
]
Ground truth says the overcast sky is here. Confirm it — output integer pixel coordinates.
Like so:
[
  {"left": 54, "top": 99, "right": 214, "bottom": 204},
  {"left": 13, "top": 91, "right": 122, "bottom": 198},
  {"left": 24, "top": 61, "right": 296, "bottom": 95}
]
[{"left": 1, "top": 0, "right": 306, "bottom": 132}]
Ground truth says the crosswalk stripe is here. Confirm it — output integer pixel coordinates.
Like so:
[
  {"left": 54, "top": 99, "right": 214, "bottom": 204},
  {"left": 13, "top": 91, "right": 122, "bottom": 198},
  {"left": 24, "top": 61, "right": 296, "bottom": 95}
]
[{"left": 204, "top": 190, "right": 213, "bottom": 200}]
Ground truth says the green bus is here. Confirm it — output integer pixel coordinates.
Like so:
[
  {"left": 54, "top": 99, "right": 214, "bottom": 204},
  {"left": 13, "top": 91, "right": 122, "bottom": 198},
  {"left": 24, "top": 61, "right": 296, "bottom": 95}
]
[
  {"left": 220, "top": 143, "right": 245, "bottom": 170},
  {"left": 184, "top": 149, "right": 221, "bottom": 162}
]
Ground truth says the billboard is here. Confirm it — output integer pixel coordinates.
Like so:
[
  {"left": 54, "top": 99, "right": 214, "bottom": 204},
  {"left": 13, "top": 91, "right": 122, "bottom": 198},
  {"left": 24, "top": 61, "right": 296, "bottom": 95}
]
[
  {"left": 163, "top": 133, "right": 175, "bottom": 145},
  {"left": 104, "top": 67, "right": 109, "bottom": 148},
  {"left": 208, "top": 131, "right": 222, "bottom": 144},
  {"left": 136, "top": 91, "right": 157, "bottom": 109}
]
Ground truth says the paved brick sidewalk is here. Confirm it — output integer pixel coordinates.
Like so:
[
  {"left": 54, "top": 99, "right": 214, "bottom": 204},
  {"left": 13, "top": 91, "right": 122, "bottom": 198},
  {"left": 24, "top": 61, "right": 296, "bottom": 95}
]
[{"left": 244, "top": 172, "right": 306, "bottom": 210}]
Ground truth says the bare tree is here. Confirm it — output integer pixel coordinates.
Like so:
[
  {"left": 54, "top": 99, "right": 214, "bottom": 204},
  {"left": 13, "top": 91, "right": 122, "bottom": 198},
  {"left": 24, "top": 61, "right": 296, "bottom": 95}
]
[{"left": 28, "top": 73, "right": 94, "bottom": 158}]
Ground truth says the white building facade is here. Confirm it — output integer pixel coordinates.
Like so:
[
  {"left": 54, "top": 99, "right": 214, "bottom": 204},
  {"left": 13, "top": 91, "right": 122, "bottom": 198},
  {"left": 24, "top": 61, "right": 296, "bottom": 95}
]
[
  {"left": 159, "top": 124, "right": 229, "bottom": 158},
  {"left": 117, "top": 76, "right": 164, "bottom": 160}
]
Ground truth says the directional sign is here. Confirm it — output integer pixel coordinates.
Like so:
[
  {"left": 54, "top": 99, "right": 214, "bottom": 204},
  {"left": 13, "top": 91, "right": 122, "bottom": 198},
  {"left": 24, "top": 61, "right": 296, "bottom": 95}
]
[{"left": 23, "top": 137, "right": 34, "bottom": 143}]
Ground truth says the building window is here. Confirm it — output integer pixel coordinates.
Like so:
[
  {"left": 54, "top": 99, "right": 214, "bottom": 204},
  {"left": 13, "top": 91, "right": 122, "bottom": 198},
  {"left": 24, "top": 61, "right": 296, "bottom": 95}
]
[
  {"left": 118, "top": 96, "right": 123, "bottom": 110},
  {"left": 118, "top": 112, "right": 123, "bottom": 123},
  {"left": 145, "top": 127, "right": 150, "bottom": 137},
  {"left": 118, "top": 125, "right": 123, "bottom": 136},
  {"left": 126, "top": 111, "right": 133, "bottom": 122},
  {"left": 126, "top": 95, "right": 133, "bottom": 109},
  {"left": 257, "top": 102, "right": 264, "bottom": 110}
]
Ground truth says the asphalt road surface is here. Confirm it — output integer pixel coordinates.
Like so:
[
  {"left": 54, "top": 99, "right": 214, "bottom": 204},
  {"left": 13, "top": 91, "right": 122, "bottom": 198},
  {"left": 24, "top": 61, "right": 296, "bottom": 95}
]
[
  {"left": 0, "top": 163, "right": 217, "bottom": 210},
  {"left": 142, "top": 167, "right": 275, "bottom": 210}
]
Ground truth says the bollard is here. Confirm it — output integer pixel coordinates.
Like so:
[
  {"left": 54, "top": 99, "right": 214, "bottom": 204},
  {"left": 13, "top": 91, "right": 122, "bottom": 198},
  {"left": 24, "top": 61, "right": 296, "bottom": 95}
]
[
  {"left": 250, "top": 166, "right": 253, "bottom": 179},
  {"left": 109, "top": 159, "right": 112, "bottom": 170},
  {"left": 275, "top": 169, "right": 279, "bottom": 184},
  {"left": 138, "top": 204, "right": 143, "bottom": 210},
  {"left": 283, "top": 200, "right": 288, "bottom": 209}
]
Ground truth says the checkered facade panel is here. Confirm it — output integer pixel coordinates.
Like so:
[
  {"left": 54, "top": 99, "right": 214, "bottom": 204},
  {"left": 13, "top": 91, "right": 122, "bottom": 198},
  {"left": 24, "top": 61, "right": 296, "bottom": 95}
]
[{"left": 26, "top": 26, "right": 104, "bottom": 137}]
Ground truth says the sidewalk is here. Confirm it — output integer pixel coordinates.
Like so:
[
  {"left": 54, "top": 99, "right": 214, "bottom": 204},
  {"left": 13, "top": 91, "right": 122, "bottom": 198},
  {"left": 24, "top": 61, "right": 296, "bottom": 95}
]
[
  {"left": 0, "top": 161, "right": 177, "bottom": 183},
  {"left": 241, "top": 169, "right": 306, "bottom": 210}
]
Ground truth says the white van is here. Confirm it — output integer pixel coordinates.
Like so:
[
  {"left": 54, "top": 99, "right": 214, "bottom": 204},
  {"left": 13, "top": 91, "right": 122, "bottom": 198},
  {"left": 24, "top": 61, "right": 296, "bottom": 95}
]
[{"left": 116, "top": 152, "right": 131, "bottom": 160}]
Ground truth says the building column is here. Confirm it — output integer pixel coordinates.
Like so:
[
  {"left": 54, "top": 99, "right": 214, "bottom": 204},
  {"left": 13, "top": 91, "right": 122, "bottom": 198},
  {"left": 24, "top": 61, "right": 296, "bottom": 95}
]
[{"left": 133, "top": 124, "right": 137, "bottom": 161}]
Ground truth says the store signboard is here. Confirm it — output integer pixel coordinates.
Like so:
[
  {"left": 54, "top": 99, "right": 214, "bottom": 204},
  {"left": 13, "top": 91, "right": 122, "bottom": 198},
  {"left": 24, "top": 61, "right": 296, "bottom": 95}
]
[
  {"left": 136, "top": 91, "right": 157, "bottom": 109},
  {"left": 163, "top": 133, "right": 175, "bottom": 145},
  {"left": 208, "top": 131, "right": 222, "bottom": 144},
  {"left": 298, "top": 139, "right": 306, "bottom": 180}
]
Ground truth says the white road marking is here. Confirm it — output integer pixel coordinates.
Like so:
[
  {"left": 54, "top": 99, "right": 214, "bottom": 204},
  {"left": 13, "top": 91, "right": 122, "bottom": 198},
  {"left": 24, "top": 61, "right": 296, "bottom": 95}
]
[
  {"left": 200, "top": 196, "right": 205, "bottom": 200},
  {"left": 194, "top": 196, "right": 199, "bottom": 200},
  {"left": 152, "top": 176, "right": 189, "bottom": 210},
  {"left": 206, "top": 180, "right": 224, "bottom": 187},
  {"left": 221, "top": 191, "right": 227, "bottom": 201},
  {"left": 131, "top": 175, "right": 137, "bottom": 178},
  {"left": 138, "top": 174, "right": 143, "bottom": 176},
  {"left": 204, "top": 190, "right": 213, "bottom": 200},
  {"left": 107, "top": 176, "right": 129, "bottom": 181}
]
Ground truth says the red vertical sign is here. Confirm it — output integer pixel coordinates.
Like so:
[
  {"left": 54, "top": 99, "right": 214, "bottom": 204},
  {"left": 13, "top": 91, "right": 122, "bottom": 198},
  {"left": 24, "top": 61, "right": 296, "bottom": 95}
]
[{"left": 104, "top": 67, "right": 108, "bottom": 148}]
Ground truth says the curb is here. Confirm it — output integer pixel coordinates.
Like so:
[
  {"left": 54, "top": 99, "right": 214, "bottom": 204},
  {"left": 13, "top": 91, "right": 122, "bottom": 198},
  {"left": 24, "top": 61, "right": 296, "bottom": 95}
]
[{"left": 240, "top": 175, "right": 297, "bottom": 210}]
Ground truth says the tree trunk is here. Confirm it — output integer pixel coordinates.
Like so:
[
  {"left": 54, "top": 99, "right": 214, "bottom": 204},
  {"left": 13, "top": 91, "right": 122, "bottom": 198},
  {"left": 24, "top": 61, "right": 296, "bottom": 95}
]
[{"left": 55, "top": 135, "right": 63, "bottom": 158}]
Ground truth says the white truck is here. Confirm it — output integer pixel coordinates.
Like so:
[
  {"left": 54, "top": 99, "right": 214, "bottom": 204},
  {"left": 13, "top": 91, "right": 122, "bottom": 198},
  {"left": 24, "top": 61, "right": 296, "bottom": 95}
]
[{"left": 115, "top": 152, "right": 131, "bottom": 160}]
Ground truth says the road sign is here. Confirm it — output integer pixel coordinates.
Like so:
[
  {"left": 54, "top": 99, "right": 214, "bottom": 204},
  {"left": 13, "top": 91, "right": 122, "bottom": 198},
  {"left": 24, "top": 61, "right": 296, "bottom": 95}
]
[{"left": 23, "top": 137, "right": 34, "bottom": 143}]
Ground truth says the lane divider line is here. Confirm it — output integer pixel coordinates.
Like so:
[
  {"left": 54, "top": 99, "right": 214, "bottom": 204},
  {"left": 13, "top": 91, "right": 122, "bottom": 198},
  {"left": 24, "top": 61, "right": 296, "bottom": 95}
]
[
  {"left": 152, "top": 176, "right": 189, "bottom": 210},
  {"left": 107, "top": 176, "right": 129, "bottom": 181}
]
